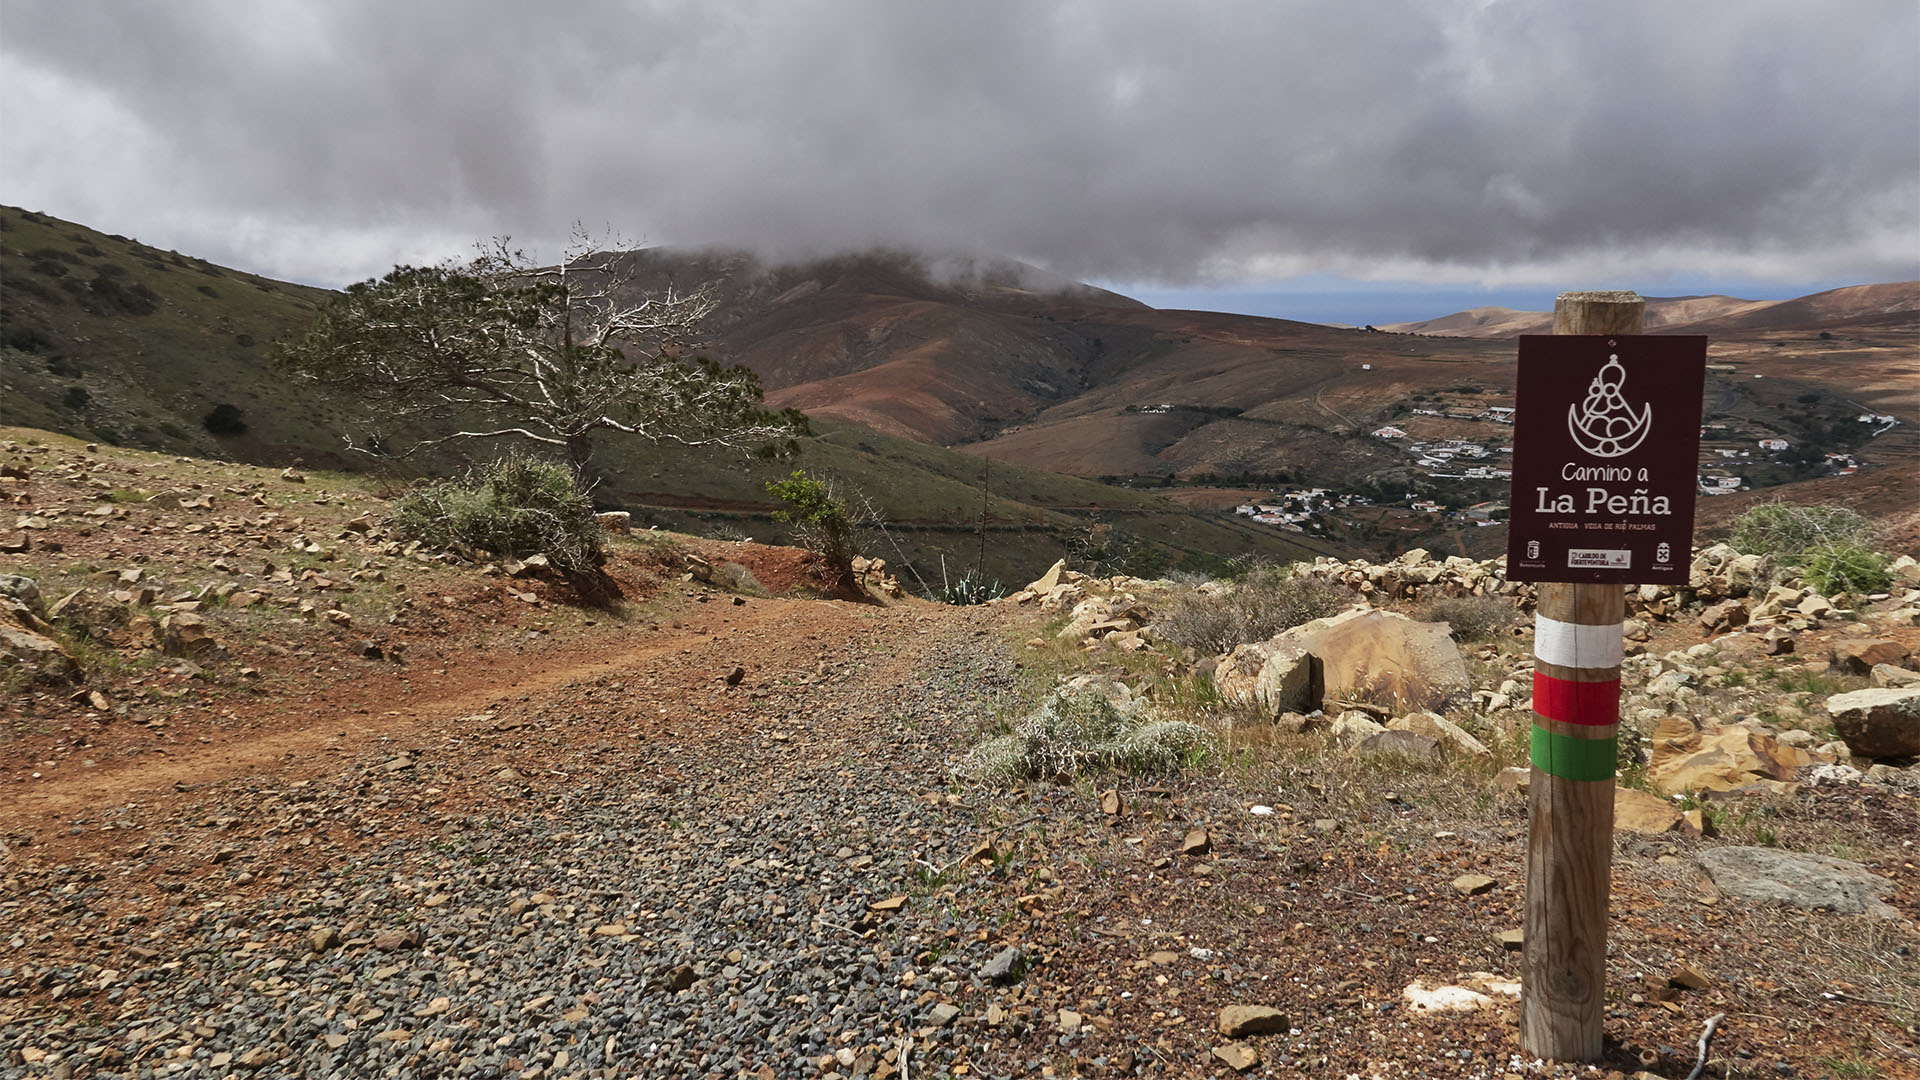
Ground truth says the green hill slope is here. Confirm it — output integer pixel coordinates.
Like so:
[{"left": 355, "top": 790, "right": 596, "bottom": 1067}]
[
  {"left": 593, "top": 419, "right": 1342, "bottom": 586},
  {"left": 0, "top": 205, "right": 360, "bottom": 463}
]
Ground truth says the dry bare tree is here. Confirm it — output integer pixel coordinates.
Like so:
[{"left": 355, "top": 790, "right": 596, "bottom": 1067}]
[{"left": 277, "top": 228, "right": 807, "bottom": 479}]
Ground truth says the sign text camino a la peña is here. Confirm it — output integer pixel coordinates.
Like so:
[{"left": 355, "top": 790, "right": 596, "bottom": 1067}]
[{"left": 1505, "top": 335, "right": 1707, "bottom": 585}]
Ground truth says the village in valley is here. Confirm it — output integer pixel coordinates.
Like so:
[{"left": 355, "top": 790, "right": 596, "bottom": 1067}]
[{"left": 1211, "top": 377, "right": 1903, "bottom": 548}]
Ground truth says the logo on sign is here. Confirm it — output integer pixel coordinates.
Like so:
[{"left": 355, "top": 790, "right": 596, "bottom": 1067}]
[
  {"left": 1567, "top": 354, "right": 1652, "bottom": 458},
  {"left": 1526, "top": 540, "right": 1541, "bottom": 560},
  {"left": 1568, "top": 548, "right": 1631, "bottom": 570},
  {"left": 1656, "top": 541, "right": 1671, "bottom": 563}
]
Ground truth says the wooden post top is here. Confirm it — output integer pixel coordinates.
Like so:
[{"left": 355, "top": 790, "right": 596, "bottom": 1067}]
[
  {"left": 1556, "top": 290, "right": 1642, "bottom": 304},
  {"left": 1553, "top": 291, "right": 1645, "bottom": 336}
]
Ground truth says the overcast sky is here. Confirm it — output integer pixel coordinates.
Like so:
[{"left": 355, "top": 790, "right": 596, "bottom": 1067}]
[{"left": 3, "top": 0, "right": 1916, "bottom": 323}]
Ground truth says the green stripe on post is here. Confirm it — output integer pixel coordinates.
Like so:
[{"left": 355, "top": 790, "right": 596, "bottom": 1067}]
[{"left": 1530, "top": 725, "right": 1617, "bottom": 782}]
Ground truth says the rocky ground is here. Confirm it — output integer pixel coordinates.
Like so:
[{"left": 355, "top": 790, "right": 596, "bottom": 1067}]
[{"left": 4, "top": 429, "right": 1919, "bottom": 1079}]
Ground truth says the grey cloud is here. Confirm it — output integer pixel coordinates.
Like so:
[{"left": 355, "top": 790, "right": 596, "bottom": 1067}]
[{"left": 1, "top": 0, "right": 1914, "bottom": 288}]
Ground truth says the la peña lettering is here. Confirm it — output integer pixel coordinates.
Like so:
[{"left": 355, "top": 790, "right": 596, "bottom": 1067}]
[{"left": 1534, "top": 486, "right": 1672, "bottom": 516}]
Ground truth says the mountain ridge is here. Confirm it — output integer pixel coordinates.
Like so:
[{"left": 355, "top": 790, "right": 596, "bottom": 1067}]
[
  {"left": 0, "top": 206, "right": 1342, "bottom": 581},
  {"left": 6, "top": 204, "right": 1914, "bottom": 565},
  {"left": 1380, "top": 281, "right": 1920, "bottom": 337}
]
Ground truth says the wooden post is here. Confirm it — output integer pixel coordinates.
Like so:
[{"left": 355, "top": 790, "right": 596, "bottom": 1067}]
[{"left": 1520, "top": 291, "right": 1642, "bottom": 1060}]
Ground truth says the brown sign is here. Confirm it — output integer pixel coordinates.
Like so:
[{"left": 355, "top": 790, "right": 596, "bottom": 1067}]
[{"left": 1506, "top": 334, "right": 1706, "bottom": 584}]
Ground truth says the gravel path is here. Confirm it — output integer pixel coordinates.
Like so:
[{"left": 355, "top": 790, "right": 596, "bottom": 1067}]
[
  {"left": 3, "top": 600, "right": 1027, "bottom": 1080},
  {"left": 10, "top": 590, "right": 1918, "bottom": 1079}
]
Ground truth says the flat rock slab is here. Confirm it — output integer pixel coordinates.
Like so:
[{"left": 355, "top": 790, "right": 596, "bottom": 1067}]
[
  {"left": 1613, "top": 786, "right": 1683, "bottom": 835},
  {"left": 1696, "top": 846, "right": 1899, "bottom": 919},
  {"left": 1217, "top": 1004, "right": 1288, "bottom": 1037}
]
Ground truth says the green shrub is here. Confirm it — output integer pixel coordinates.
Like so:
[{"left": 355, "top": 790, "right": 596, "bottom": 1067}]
[
  {"left": 767, "top": 469, "right": 862, "bottom": 587},
  {"left": 8, "top": 275, "right": 67, "bottom": 306},
  {"left": 1730, "top": 502, "right": 1874, "bottom": 557},
  {"left": 1804, "top": 545, "right": 1891, "bottom": 596},
  {"left": 1154, "top": 564, "right": 1355, "bottom": 654},
  {"left": 80, "top": 274, "right": 160, "bottom": 315},
  {"left": 390, "top": 453, "right": 604, "bottom": 574},
  {"left": 62, "top": 385, "right": 91, "bottom": 410},
  {"left": 964, "top": 685, "right": 1214, "bottom": 783},
  {"left": 1729, "top": 503, "right": 1888, "bottom": 595},
  {"left": 201, "top": 403, "right": 247, "bottom": 435},
  {"left": 0, "top": 323, "right": 55, "bottom": 354},
  {"left": 1411, "top": 594, "right": 1519, "bottom": 642}
]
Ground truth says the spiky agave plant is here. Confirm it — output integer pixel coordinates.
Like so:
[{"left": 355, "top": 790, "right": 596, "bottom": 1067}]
[{"left": 965, "top": 686, "right": 1214, "bottom": 783}]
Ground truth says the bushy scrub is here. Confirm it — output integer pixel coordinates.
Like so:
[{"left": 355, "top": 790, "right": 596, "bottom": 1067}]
[
  {"left": 965, "top": 686, "right": 1214, "bottom": 783},
  {"left": 1154, "top": 563, "right": 1355, "bottom": 654},
  {"left": 1412, "top": 594, "right": 1519, "bottom": 642},
  {"left": 1729, "top": 502, "right": 1888, "bottom": 595},
  {"left": 766, "top": 469, "right": 862, "bottom": 587},
  {"left": 391, "top": 453, "right": 604, "bottom": 575},
  {"left": 1804, "top": 544, "right": 1892, "bottom": 596}
]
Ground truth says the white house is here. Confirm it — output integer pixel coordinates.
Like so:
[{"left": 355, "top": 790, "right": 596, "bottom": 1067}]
[
  {"left": 1758, "top": 438, "right": 1789, "bottom": 451},
  {"left": 1372, "top": 426, "right": 1407, "bottom": 439}
]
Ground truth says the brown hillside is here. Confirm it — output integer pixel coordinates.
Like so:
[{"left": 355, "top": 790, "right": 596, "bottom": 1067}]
[
  {"left": 1680, "top": 281, "right": 1920, "bottom": 333},
  {"left": 1378, "top": 305, "right": 1546, "bottom": 337},
  {"left": 1383, "top": 282, "right": 1919, "bottom": 338}
]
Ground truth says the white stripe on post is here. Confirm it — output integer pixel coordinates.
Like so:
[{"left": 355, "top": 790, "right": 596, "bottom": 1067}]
[{"left": 1534, "top": 613, "right": 1625, "bottom": 670}]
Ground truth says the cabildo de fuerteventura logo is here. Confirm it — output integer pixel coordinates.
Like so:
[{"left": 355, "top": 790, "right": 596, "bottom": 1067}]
[{"left": 1566, "top": 352, "right": 1651, "bottom": 458}]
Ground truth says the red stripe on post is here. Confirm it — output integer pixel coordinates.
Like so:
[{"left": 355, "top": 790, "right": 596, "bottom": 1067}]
[{"left": 1532, "top": 672, "right": 1621, "bottom": 727}]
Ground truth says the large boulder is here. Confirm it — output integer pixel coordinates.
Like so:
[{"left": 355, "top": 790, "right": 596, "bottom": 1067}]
[
  {"left": 1697, "top": 846, "right": 1898, "bottom": 919},
  {"left": 1698, "top": 599, "right": 1748, "bottom": 635},
  {"left": 1330, "top": 711, "right": 1386, "bottom": 743},
  {"left": 1749, "top": 584, "right": 1804, "bottom": 622},
  {"left": 1253, "top": 648, "right": 1322, "bottom": 716},
  {"left": 1055, "top": 597, "right": 1115, "bottom": 641},
  {"left": 1647, "top": 717, "right": 1812, "bottom": 795},
  {"left": 1387, "top": 711, "right": 1490, "bottom": 757},
  {"left": 1892, "top": 555, "right": 1920, "bottom": 587},
  {"left": 1829, "top": 639, "right": 1913, "bottom": 676},
  {"left": 1613, "top": 787, "right": 1683, "bottom": 835},
  {"left": 1027, "top": 559, "right": 1068, "bottom": 594},
  {"left": 160, "top": 611, "right": 221, "bottom": 658},
  {"left": 1, "top": 623, "right": 77, "bottom": 682},
  {"left": 1723, "top": 553, "right": 1766, "bottom": 595},
  {"left": 0, "top": 574, "right": 45, "bottom": 619},
  {"left": 1825, "top": 688, "right": 1920, "bottom": 760},
  {"left": 1872, "top": 664, "right": 1920, "bottom": 689},
  {"left": 1265, "top": 608, "right": 1469, "bottom": 712},
  {"left": 1211, "top": 643, "right": 1270, "bottom": 706},
  {"left": 1212, "top": 643, "right": 1325, "bottom": 717},
  {"left": 1, "top": 574, "right": 78, "bottom": 683},
  {"left": 1355, "top": 728, "right": 1441, "bottom": 762}
]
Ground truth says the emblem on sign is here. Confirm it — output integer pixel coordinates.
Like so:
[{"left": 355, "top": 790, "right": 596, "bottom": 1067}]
[{"left": 1566, "top": 354, "right": 1652, "bottom": 458}]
